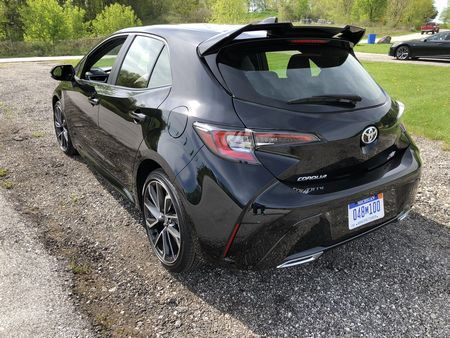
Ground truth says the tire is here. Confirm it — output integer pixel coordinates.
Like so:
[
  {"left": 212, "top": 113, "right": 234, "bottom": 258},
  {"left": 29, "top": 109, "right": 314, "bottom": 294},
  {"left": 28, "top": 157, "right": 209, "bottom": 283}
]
[
  {"left": 53, "top": 100, "right": 77, "bottom": 156},
  {"left": 142, "top": 169, "right": 201, "bottom": 272},
  {"left": 395, "top": 45, "right": 410, "bottom": 60},
  {"left": 421, "top": 31, "right": 424, "bottom": 35}
]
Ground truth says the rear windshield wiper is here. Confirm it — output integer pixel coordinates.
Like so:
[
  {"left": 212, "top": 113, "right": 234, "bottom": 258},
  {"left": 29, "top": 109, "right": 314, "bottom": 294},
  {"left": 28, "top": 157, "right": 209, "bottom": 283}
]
[{"left": 288, "top": 95, "right": 362, "bottom": 106}]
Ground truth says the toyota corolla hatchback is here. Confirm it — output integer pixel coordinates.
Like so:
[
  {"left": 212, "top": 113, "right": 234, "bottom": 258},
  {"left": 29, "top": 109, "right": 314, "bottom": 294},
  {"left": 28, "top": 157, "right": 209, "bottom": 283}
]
[{"left": 50, "top": 20, "right": 421, "bottom": 272}]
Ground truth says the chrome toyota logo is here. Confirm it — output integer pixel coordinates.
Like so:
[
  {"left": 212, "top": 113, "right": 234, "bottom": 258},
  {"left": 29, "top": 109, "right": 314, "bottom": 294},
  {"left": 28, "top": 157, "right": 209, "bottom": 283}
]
[{"left": 361, "top": 126, "right": 378, "bottom": 144}]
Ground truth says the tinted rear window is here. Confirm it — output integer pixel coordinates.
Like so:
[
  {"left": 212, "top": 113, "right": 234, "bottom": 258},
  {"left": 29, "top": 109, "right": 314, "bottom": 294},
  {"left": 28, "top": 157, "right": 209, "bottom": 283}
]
[{"left": 217, "top": 43, "right": 386, "bottom": 111}]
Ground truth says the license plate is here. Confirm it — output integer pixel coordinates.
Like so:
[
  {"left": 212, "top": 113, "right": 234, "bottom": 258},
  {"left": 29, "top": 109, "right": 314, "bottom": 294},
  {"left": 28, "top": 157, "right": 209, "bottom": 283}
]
[{"left": 348, "top": 193, "right": 385, "bottom": 230}]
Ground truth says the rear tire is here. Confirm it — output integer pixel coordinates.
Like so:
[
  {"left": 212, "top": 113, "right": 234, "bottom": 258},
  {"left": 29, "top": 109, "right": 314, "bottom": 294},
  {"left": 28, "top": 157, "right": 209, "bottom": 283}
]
[
  {"left": 395, "top": 46, "right": 410, "bottom": 60},
  {"left": 141, "top": 169, "right": 201, "bottom": 272},
  {"left": 53, "top": 101, "right": 77, "bottom": 156}
]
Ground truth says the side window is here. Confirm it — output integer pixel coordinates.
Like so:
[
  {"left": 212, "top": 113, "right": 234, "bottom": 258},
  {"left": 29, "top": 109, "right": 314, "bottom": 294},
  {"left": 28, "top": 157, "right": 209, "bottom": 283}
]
[
  {"left": 82, "top": 38, "right": 126, "bottom": 82},
  {"left": 116, "top": 36, "right": 163, "bottom": 89},
  {"left": 148, "top": 46, "right": 172, "bottom": 88},
  {"left": 445, "top": 33, "right": 450, "bottom": 41}
]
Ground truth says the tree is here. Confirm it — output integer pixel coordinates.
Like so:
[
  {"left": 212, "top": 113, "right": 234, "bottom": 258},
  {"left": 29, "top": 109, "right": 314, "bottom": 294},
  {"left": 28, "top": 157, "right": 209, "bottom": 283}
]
[
  {"left": 63, "top": 0, "right": 87, "bottom": 39},
  {"left": 440, "top": 4, "right": 449, "bottom": 23},
  {"left": 210, "top": 0, "right": 247, "bottom": 23},
  {"left": 91, "top": 3, "right": 142, "bottom": 36},
  {"left": 19, "top": 0, "right": 69, "bottom": 43},
  {"left": 295, "top": 0, "right": 310, "bottom": 19},
  {"left": 168, "top": 0, "right": 211, "bottom": 23},
  {"left": 352, "top": 0, "right": 387, "bottom": 22},
  {"left": 0, "top": 1, "right": 7, "bottom": 40}
]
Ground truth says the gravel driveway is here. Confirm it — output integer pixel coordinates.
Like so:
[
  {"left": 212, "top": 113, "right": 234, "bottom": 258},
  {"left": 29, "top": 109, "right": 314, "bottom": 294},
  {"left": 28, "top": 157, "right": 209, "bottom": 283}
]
[{"left": 0, "top": 62, "right": 449, "bottom": 337}]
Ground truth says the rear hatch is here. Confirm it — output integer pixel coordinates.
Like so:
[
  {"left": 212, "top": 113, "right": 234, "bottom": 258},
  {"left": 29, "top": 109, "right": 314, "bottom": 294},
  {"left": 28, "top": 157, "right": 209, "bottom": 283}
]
[{"left": 214, "top": 38, "right": 408, "bottom": 184}]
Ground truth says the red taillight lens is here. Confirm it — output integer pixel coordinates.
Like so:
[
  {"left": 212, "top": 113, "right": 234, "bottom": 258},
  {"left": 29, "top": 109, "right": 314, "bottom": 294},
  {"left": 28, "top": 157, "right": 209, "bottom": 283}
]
[
  {"left": 194, "top": 123, "right": 258, "bottom": 163},
  {"left": 193, "top": 122, "right": 319, "bottom": 164}
]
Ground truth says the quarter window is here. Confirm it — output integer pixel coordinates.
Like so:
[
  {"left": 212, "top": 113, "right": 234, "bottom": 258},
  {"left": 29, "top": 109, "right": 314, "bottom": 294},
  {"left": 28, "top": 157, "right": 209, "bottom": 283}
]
[
  {"left": 148, "top": 46, "right": 172, "bottom": 88},
  {"left": 116, "top": 36, "right": 164, "bottom": 89}
]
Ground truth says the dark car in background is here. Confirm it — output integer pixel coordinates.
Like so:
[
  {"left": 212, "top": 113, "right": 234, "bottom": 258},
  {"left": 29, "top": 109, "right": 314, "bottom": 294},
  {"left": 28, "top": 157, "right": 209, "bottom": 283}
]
[
  {"left": 390, "top": 31, "right": 450, "bottom": 60},
  {"left": 50, "top": 20, "right": 421, "bottom": 272}
]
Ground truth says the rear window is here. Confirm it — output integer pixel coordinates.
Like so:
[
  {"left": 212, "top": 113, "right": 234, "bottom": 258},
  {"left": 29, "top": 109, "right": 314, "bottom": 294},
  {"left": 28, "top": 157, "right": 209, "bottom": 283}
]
[{"left": 217, "top": 42, "right": 386, "bottom": 112}]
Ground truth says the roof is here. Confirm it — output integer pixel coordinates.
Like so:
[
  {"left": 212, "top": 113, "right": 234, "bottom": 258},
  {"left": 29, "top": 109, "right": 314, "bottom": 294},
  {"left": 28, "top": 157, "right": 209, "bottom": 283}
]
[{"left": 117, "top": 24, "right": 244, "bottom": 44}]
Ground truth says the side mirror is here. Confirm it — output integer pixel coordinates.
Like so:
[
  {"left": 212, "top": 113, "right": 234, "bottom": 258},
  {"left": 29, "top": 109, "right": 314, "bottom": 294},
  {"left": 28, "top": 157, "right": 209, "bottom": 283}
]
[{"left": 50, "top": 64, "right": 75, "bottom": 81}]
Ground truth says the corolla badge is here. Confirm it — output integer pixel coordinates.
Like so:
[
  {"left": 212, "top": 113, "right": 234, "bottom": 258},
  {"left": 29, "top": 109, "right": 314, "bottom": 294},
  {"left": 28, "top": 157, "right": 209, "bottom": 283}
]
[{"left": 361, "top": 126, "right": 378, "bottom": 144}]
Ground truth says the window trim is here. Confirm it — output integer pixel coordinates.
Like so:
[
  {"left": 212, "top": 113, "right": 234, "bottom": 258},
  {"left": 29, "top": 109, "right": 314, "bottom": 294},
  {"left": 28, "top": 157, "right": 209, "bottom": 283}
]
[
  {"left": 76, "top": 33, "right": 130, "bottom": 83},
  {"left": 110, "top": 33, "right": 173, "bottom": 92}
]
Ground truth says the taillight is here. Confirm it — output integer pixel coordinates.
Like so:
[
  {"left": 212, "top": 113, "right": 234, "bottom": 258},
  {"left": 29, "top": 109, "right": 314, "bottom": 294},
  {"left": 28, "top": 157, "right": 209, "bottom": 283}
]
[{"left": 193, "top": 122, "right": 319, "bottom": 164}]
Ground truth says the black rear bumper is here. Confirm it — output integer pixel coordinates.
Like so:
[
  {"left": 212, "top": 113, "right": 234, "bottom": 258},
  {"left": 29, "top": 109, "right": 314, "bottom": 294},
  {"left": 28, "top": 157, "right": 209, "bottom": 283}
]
[{"left": 226, "top": 145, "right": 421, "bottom": 269}]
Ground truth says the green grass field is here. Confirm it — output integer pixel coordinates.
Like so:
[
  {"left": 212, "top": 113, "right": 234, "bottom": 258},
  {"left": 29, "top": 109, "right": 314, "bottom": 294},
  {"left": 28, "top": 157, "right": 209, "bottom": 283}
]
[
  {"left": 354, "top": 43, "right": 391, "bottom": 54},
  {"left": 362, "top": 61, "right": 450, "bottom": 148}
]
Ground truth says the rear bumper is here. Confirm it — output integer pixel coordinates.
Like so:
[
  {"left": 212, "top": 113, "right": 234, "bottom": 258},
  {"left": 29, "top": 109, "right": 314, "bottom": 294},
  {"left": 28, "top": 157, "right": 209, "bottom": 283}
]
[{"left": 225, "top": 145, "right": 421, "bottom": 269}]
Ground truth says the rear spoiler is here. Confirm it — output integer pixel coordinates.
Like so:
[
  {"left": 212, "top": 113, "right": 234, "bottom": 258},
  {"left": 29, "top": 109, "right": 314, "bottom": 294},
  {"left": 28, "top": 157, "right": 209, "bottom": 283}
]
[{"left": 198, "top": 20, "right": 365, "bottom": 56}]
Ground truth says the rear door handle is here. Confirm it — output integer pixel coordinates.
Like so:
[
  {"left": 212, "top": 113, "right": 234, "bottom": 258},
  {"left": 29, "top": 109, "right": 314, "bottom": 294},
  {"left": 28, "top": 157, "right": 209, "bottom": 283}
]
[
  {"left": 129, "top": 111, "right": 147, "bottom": 124},
  {"left": 88, "top": 96, "right": 100, "bottom": 106}
]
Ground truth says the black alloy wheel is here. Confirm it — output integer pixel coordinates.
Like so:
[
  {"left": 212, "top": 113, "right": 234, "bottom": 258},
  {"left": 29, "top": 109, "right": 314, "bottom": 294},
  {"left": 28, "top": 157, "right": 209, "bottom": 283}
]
[
  {"left": 142, "top": 169, "right": 200, "bottom": 272},
  {"left": 53, "top": 101, "right": 77, "bottom": 155}
]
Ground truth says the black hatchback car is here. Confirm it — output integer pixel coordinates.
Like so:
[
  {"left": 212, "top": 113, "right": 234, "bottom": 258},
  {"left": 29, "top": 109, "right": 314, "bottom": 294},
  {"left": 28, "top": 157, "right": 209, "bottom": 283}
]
[{"left": 50, "top": 20, "right": 421, "bottom": 272}]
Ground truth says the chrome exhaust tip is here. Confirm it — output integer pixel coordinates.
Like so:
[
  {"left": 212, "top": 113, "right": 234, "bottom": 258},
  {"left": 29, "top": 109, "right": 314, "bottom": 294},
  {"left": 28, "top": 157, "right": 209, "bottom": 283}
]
[
  {"left": 277, "top": 252, "right": 323, "bottom": 269},
  {"left": 398, "top": 209, "right": 411, "bottom": 221}
]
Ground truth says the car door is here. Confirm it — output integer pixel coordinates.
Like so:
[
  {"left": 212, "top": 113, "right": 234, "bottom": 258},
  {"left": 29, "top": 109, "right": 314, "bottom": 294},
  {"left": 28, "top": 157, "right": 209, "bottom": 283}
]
[
  {"left": 422, "top": 32, "right": 447, "bottom": 57},
  {"left": 443, "top": 32, "right": 450, "bottom": 57},
  {"left": 65, "top": 35, "right": 129, "bottom": 163},
  {"left": 96, "top": 34, "right": 172, "bottom": 191}
]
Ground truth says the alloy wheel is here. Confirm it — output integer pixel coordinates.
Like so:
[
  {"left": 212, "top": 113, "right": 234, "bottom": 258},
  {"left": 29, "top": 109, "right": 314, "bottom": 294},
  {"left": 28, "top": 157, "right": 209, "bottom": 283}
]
[
  {"left": 54, "top": 102, "right": 69, "bottom": 152},
  {"left": 396, "top": 46, "right": 409, "bottom": 60},
  {"left": 143, "top": 179, "right": 181, "bottom": 264}
]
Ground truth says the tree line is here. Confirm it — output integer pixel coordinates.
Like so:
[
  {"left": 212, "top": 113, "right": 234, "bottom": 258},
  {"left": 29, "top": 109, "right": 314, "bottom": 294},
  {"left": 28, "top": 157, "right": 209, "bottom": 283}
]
[{"left": 0, "top": 0, "right": 443, "bottom": 43}]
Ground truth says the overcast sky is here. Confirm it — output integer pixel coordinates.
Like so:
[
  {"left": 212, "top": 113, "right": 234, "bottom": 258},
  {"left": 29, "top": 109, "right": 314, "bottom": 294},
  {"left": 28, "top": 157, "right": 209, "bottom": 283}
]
[{"left": 435, "top": 0, "right": 447, "bottom": 13}]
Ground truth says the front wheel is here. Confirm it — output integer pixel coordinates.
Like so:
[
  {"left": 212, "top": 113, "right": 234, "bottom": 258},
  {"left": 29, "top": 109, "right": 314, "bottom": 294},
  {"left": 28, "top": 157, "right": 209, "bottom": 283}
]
[
  {"left": 142, "top": 169, "right": 201, "bottom": 272},
  {"left": 53, "top": 101, "right": 77, "bottom": 156},
  {"left": 395, "top": 46, "right": 410, "bottom": 60}
]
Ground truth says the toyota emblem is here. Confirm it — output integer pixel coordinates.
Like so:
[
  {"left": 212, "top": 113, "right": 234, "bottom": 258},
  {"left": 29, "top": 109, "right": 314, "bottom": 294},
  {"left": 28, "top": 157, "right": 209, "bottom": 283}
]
[{"left": 361, "top": 126, "right": 378, "bottom": 144}]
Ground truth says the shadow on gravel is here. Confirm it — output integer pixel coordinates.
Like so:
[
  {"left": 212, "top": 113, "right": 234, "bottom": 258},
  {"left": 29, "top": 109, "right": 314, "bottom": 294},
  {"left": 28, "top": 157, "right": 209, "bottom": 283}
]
[
  {"left": 58, "top": 157, "right": 450, "bottom": 335},
  {"left": 172, "top": 212, "right": 449, "bottom": 336}
]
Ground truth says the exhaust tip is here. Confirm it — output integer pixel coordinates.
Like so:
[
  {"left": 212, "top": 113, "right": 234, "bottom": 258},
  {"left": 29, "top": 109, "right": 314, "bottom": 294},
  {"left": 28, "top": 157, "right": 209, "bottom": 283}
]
[
  {"left": 277, "top": 252, "right": 323, "bottom": 269},
  {"left": 398, "top": 209, "right": 411, "bottom": 221}
]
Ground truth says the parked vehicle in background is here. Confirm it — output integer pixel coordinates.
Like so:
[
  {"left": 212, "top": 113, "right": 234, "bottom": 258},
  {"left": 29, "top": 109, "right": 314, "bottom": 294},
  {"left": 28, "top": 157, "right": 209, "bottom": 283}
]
[
  {"left": 390, "top": 31, "right": 450, "bottom": 60},
  {"left": 49, "top": 20, "right": 421, "bottom": 272},
  {"left": 421, "top": 22, "right": 440, "bottom": 34}
]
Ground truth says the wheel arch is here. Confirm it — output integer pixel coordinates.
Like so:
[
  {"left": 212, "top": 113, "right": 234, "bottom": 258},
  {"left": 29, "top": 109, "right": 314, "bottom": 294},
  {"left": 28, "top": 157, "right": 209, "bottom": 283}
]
[{"left": 133, "top": 153, "right": 179, "bottom": 211}]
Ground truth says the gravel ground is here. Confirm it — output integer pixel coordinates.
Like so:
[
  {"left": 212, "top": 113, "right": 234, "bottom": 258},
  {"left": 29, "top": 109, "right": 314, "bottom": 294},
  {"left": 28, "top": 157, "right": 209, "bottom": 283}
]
[
  {"left": 0, "top": 61, "right": 449, "bottom": 337},
  {"left": 0, "top": 194, "right": 92, "bottom": 337}
]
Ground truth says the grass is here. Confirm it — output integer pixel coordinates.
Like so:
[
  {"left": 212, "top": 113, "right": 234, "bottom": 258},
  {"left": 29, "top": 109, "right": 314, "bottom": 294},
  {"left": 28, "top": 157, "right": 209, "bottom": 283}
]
[
  {"left": 2, "top": 181, "right": 14, "bottom": 189},
  {"left": 0, "top": 168, "right": 8, "bottom": 177},
  {"left": 31, "top": 131, "right": 45, "bottom": 138},
  {"left": 362, "top": 61, "right": 450, "bottom": 147},
  {"left": 354, "top": 43, "right": 391, "bottom": 54},
  {"left": 68, "top": 260, "right": 91, "bottom": 274}
]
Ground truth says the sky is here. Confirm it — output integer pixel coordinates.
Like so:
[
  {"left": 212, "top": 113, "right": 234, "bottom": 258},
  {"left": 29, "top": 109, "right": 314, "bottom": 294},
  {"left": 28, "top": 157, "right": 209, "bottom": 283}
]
[{"left": 434, "top": 0, "right": 447, "bottom": 18}]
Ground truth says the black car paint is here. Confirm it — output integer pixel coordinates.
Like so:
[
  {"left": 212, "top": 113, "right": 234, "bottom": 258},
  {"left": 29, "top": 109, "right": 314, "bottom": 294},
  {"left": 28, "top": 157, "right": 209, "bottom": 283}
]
[{"left": 53, "top": 24, "right": 421, "bottom": 269}]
